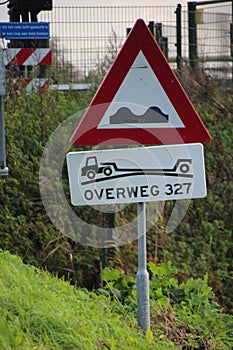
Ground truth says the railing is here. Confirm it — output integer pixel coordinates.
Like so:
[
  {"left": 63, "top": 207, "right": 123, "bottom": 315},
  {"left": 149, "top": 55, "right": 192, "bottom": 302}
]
[
  {"left": 39, "top": 6, "right": 177, "bottom": 81},
  {"left": 2, "top": 3, "right": 232, "bottom": 84},
  {"left": 187, "top": 0, "right": 232, "bottom": 81}
]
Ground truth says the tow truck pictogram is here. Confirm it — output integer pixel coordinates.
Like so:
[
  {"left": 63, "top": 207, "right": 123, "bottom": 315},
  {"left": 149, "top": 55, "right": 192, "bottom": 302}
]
[{"left": 81, "top": 156, "right": 192, "bottom": 180}]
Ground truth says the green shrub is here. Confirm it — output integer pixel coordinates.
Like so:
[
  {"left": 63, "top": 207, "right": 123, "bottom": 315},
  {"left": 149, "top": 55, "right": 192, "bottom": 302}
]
[{"left": 98, "top": 262, "right": 233, "bottom": 349}]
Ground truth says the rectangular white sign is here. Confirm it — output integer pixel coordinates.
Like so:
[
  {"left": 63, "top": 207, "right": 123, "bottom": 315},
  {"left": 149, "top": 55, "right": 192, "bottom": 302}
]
[{"left": 66, "top": 143, "right": 206, "bottom": 206}]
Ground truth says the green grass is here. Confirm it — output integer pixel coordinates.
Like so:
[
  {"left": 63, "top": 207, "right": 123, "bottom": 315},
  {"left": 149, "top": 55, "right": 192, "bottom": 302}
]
[{"left": 0, "top": 251, "right": 175, "bottom": 350}]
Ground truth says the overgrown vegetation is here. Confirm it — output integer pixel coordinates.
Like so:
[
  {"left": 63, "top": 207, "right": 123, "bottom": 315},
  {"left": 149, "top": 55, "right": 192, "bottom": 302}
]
[
  {"left": 0, "top": 62, "right": 232, "bottom": 347},
  {"left": 0, "top": 251, "right": 160, "bottom": 349},
  {"left": 99, "top": 262, "right": 233, "bottom": 349},
  {"left": 0, "top": 251, "right": 232, "bottom": 349}
]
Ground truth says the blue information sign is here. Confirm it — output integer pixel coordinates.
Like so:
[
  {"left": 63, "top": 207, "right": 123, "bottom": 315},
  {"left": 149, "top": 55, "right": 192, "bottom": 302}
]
[{"left": 0, "top": 22, "right": 50, "bottom": 39}]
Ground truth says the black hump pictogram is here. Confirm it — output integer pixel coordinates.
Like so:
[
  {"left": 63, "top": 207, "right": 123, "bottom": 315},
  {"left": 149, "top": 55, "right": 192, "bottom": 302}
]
[{"left": 109, "top": 106, "right": 169, "bottom": 124}]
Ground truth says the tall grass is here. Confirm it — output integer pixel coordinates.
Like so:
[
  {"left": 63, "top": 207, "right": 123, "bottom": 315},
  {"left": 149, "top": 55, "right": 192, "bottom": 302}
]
[{"left": 0, "top": 250, "right": 174, "bottom": 350}]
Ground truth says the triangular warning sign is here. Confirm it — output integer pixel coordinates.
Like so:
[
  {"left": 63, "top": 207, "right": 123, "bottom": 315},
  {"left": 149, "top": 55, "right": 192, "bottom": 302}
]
[{"left": 70, "top": 19, "right": 211, "bottom": 146}]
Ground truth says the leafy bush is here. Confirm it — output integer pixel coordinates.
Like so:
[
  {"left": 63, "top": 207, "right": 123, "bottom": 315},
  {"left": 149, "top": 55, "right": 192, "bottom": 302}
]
[{"left": 98, "top": 262, "right": 233, "bottom": 349}]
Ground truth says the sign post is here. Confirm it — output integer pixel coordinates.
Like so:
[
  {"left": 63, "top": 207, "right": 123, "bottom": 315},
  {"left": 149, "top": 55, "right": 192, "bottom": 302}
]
[
  {"left": 137, "top": 202, "right": 150, "bottom": 333},
  {"left": 0, "top": 49, "right": 8, "bottom": 177},
  {"left": 67, "top": 19, "right": 212, "bottom": 334},
  {"left": 67, "top": 143, "right": 207, "bottom": 334}
]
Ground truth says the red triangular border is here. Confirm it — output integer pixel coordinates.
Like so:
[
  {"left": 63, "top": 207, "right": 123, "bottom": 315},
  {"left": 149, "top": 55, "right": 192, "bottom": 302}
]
[{"left": 70, "top": 19, "right": 212, "bottom": 146}]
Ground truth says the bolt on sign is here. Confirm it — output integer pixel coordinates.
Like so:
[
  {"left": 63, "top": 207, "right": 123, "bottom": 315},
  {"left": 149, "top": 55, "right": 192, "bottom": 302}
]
[{"left": 67, "top": 143, "right": 206, "bottom": 206}]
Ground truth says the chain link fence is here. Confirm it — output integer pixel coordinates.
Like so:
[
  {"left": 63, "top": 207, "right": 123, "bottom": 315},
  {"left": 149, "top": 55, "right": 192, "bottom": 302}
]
[
  {"left": 39, "top": 6, "right": 177, "bottom": 81},
  {"left": 186, "top": 1, "right": 232, "bottom": 82},
  {"left": 30, "top": 3, "right": 232, "bottom": 84}
]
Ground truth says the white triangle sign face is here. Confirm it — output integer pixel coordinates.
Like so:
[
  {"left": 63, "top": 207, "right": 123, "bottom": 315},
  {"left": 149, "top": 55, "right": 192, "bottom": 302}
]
[
  {"left": 98, "top": 51, "right": 184, "bottom": 129},
  {"left": 70, "top": 19, "right": 211, "bottom": 146}
]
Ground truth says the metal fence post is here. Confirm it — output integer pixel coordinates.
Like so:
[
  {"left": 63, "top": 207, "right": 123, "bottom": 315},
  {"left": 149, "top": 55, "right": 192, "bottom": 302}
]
[
  {"left": 175, "top": 3, "right": 182, "bottom": 70},
  {"left": 155, "top": 22, "right": 168, "bottom": 59},
  {"left": 148, "top": 21, "right": 154, "bottom": 36},
  {"left": 101, "top": 210, "right": 115, "bottom": 279},
  {"left": 0, "top": 49, "right": 8, "bottom": 177},
  {"left": 188, "top": 1, "right": 198, "bottom": 70}
]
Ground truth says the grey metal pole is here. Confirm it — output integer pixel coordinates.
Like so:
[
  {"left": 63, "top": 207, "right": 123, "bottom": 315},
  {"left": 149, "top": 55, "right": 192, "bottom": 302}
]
[
  {"left": 0, "top": 49, "right": 8, "bottom": 177},
  {"left": 136, "top": 202, "right": 150, "bottom": 333}
]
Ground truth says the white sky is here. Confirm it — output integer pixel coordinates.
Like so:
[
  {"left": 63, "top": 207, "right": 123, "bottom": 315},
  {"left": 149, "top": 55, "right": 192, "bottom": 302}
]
[
  {"left": 0, "top": 0, "right": 188, "bottom": 22},
  {"left": 54, "top": 0, "right": 185, "bottom": 5}
]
